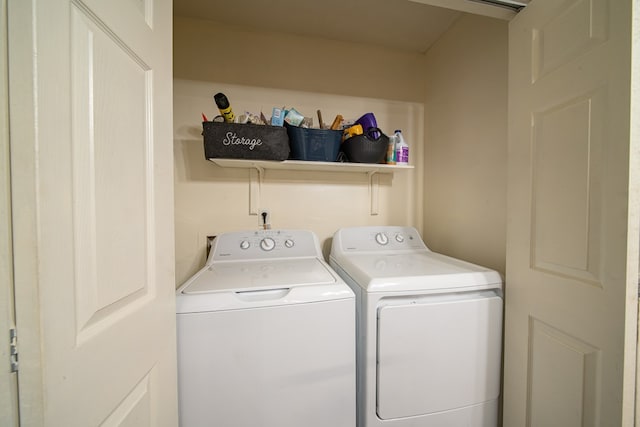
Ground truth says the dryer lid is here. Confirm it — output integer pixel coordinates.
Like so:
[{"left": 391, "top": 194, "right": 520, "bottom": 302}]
[
  {"left": 181, "top": 257, "right": 337, "bottom": 294},
  {"left": 331, "top": 251, "right": 502, "bottom": 292}
]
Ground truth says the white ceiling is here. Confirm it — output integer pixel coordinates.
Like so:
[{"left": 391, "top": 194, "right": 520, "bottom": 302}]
[{"left": 173, "top": 0, "right": 464, "bottom": 54}]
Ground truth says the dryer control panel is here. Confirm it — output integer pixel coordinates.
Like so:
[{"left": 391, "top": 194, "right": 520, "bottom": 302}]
[{"left": 333, "top": 226, "right": 428, "bottom": 252}]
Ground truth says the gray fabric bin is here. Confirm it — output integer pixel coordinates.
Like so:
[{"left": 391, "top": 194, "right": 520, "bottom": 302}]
[{"left": 203, "top": 122, "right": 290, "bottom": 161}]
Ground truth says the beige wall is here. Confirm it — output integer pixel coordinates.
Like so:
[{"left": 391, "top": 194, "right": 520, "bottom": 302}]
[
  {"left": 174, "top": 16, "right": 428, "bottom": 103},
  {"left": 173, "top": 17, "right": 426, "bottom": 285},
  {"left": 422, "top": 13, "right": 508, "bottom": 275}
]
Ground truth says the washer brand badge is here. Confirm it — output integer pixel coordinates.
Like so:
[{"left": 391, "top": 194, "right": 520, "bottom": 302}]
[{"left": 223, "top": 131, "right": 263, "bottom": 150}]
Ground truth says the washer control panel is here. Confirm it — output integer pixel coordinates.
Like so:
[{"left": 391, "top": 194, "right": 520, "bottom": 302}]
[
  {"left": 334, "top": 226, "right": 428, "bottom": 252},
  {"left": 210, "top": 229, "right": 319, "bottom": 261}
]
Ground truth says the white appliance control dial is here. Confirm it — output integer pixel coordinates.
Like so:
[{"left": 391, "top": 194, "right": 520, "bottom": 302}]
[
  {"left": 284, "top": 239, "right": 295, "bottom": 248},
  {"left": 260, "top": 237, "right": 276, "bottom": 251},
  {"left": 375, "top": 232, "right": 389, "bottom": 246},
  {"left": 395, "top": 234, "right": 405, "bottom": 243},
  {"left": 240, "top": 240, "right": 250, "bottom": 250}
]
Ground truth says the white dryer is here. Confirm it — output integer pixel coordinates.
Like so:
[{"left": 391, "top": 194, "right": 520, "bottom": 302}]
[
  {"left": 329, "top": 226, "right": 503, "bottom": 427},
  {"left": 176, "top": 229, "right": 355, "bottom": 427}
]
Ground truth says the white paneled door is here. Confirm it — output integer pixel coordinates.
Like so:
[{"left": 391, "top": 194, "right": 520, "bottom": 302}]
[
  {"left": 8, "top": 0, "right": 177, "bottom": 425},
  {"left": 504, "top": 0, "right": 638, "bottom": 425}
]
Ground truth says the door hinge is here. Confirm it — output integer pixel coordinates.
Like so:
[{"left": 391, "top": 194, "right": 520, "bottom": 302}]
[{"left": 9, "top": 328, "right": 18, "bottom": 373}]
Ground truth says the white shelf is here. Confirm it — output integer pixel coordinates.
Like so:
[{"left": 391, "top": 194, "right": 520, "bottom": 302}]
[{"left": 209, "top": 158, "right": 414, "bottom": 174}]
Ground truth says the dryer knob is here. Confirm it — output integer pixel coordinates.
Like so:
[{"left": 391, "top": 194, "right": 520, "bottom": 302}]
[
  {"left": 260, "top": 237, "right": 276, "bottom": 251},
  {"left": 284, "top": 239, "right": 294, "bottom": 248},
  {"left": 395, "top": 234, "right": 405, "bottom": 243},
  {"left": 375, "top": 232, "right": 389, "bottom": 245},
  {"left": 240, "top": 240, "right": 250, "bottom": 250}
]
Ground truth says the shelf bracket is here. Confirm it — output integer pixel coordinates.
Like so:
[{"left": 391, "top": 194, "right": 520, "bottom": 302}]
[
  {"left": 249, "top": 165, "right": 264, "bottom": 215},
  {"left": 368, "top": 171, "right": 380, "bottom": 216}
]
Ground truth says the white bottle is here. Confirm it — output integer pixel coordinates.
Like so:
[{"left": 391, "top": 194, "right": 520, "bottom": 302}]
[{"left": 394, "top": 130, "right": 409, "bottom": 165}]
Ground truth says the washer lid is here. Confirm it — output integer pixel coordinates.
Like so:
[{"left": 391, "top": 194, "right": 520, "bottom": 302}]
[
  {"left": 331, "top": 251, "right": 502, "bottom": 292},
  {"left": 181, "top": 257, "right": 337, "bottom": 294}
]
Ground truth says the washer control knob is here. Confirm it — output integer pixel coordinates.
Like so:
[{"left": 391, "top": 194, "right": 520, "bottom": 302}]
[
  {"left": 395, "top": 234, "right": 405, "bottom": 243},
  {"left": 284, "top": 239, "right": 294, "bottom": 248},
  {"left": 375, "top": 232, "right": 389, "bottom": 246},
  {"left": 260, "top": 237, "right": 276, "bottom": 251},
  {"left": 240, "top": 240, "right": 250, "bottom": 250}
]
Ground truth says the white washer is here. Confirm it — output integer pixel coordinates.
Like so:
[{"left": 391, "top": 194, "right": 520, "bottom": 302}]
[
  {"left": 329, "top": 226, "right": 503, "bottom": 427},
  {"left": 176, "top": 229, "right": 355, "bottom": 427}
]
